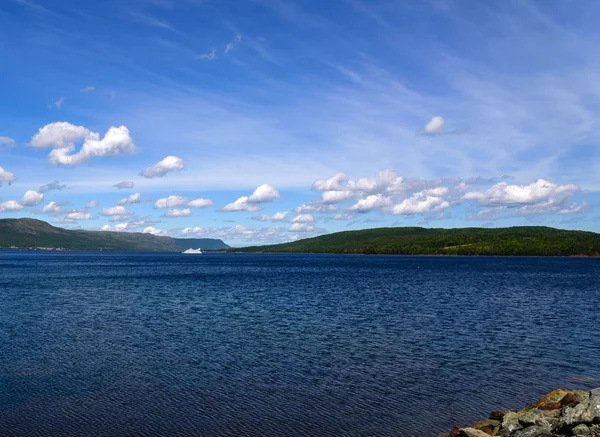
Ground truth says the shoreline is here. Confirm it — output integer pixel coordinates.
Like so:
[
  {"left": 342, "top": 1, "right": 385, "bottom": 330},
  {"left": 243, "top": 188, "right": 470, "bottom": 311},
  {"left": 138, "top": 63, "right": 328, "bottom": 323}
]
[{"left": 439, "top": 387, "right": 600, "bottom": 437}]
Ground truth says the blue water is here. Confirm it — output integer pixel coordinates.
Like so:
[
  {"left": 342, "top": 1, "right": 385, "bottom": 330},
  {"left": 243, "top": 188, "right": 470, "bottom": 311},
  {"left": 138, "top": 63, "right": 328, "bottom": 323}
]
[{"left": 0, "top": 252, "right": 599, "bottom": 436}]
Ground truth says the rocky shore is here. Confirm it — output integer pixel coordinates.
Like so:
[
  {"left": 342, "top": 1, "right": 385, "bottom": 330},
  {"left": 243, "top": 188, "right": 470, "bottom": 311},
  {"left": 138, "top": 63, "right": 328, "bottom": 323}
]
[{"left": 439, "top": 388, "right": 600, "bottom": 437}]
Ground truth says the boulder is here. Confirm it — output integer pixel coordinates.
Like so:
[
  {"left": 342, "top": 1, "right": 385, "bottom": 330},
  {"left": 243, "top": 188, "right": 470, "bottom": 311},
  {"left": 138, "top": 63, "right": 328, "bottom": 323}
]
[
  {"left": 572, "top": 424, "right": 591, "bottom": 436},
  {"left": 458, "top": 428, "right": 493, "bottom": 437},
  {"left": 560, "top": 389, "right": 600, "bottom": 427},
  {"left": 531, "top": 389, "right": 571, "bottom": 410},
  {"left": 470, "top": 419, "right": 501, "bottom": 435},
  {"left": 502, "top": 411, "right": 523, "bottom": 434},
  {"left": 512, "top": 425, "right": 553, "bottom": 437}
]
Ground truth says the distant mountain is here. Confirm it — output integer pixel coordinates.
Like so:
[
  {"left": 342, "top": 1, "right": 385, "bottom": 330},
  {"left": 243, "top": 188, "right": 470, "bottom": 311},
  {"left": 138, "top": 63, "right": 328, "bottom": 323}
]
[
  {"left": 232, "top": 226, "right": 600, "bottom": 257},
  {"left": 0, "top": 218, "right": 229, "bottom": 251},
  {"left": 174, "top": 238, "right": 229, "bottom": 251}
]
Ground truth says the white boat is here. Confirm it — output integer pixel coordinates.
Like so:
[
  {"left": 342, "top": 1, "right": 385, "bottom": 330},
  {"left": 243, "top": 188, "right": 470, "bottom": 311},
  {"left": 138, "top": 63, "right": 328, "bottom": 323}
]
[{"left": 183, "top": 248, "right": 203, "bottom": 254}]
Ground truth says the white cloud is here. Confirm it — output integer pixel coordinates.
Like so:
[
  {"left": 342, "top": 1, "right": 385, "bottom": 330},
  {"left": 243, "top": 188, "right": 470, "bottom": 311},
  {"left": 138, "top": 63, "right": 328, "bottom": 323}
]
[
  {"left": 42, "top": 201, "right": 61, "bottom": 214},
  {"left": 118, "top": 192, "right": 142, "bottom": 205},
  {"left": 100, "top": 205, "right": 131, "bottom": 216},
  {"left": 289, "top": 223, "right": 315, "bottom": 232},
  {"left": 29, "top": 122, "right": 136, "bottom": 165},
  {"left": 422, "top": 116, "right": 445, "bottom": 135},
  {"left": 113, "top": 181, "right": 135, "bottom": 189},
  {"left": 66, "top": 212, "right": 93, "bottom": 220},
  {"left": 253, "top": 211, "right": 289, "bottom": 222},
  {"left": 0, "top": 136, "right": 15, "bottom": 150},
  {"left": 293, "top": 202, "right": 337, "bottom": 213},
  {"left": 392, "top": 192, "right": 450, "bottom": 215},
  {"left": 248, "top": 184, "right": 280, "bottom": 202},
  {"left": 321, "top": 190, "right": 356, "bottom": 204},
  {"left": 221, "top": 196, "right": 261, "bottom": 212},
  {"left": 154, "top": 195, "right": 186, "bottom": 209},
  {"left": 464, "top": 179, "right": 579, "bottom": 206},
  {"left": 187, "top": 198, "right": 213, "bottom": 208},
  {"left": 222, "top": 184, "right": 280, "bottom": 212},
  {"left": 290, "top": 213, "right": 314, "bottom": 223},
  {"left": 0, "top": 200, "right": 24, "bottom": 212},
  {"left": 350, "top": 194, "right": 392, "bottom": 213},
  {"left": 224, "top": 33, "right": 242, "bottom": 54},
  {"left": 20, "top": 190, "right": 44, "bottom": 207},
  {"left": 143, "top": 226, "right": 162, "bottom": 235},
  {"left": 312, "top": 173, "right": 349, "bottom": 191},
  {"left": 0, "top": 166, "right": 16, "bottom": 185},
  {"left": 80, "top": 86, "right": 95, "bottom": 92},
  {"left": 163, "top": 208, "right": 191, "bottom": 217},
  {"left": 102, "top": 223, "right": 128, "bottom": 232},
  {"left": 39, "top": 180, "right": 67, "bottom": 193},
  {"left": 332, "top": 213, "right": 356, "bottom": 220},
  {"left": 182, "top": 224, "right": 286, "bottom": 244},
  {"left": 465, "top": 179, "right": 583, "bottom": 219},
  {"left": 197, "top": 49, "right": 216, "bottom": 60},
  {"left": 86, "top": 200, "right": 98, "bottom": 208},
  {"left": 140, "top": 155, "right": 184, "bottom": 178}
]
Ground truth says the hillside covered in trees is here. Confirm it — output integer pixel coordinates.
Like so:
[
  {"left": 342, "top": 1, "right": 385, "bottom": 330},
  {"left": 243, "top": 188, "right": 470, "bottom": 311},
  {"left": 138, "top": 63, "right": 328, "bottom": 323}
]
[{"left": 234, "top": 226, "right": 600, "bottom": 256}]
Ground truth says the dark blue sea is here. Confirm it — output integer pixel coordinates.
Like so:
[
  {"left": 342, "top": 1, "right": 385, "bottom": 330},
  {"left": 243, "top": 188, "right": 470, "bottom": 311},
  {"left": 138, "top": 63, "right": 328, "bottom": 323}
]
[{"left": 1, "top": 252, "right": 599, "bottom": 436}]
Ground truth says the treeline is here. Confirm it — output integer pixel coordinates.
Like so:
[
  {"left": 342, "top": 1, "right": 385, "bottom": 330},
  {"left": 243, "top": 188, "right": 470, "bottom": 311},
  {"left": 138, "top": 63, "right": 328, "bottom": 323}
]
[{"left": 234, "top": 226, "right": 600, "bottom": 257}]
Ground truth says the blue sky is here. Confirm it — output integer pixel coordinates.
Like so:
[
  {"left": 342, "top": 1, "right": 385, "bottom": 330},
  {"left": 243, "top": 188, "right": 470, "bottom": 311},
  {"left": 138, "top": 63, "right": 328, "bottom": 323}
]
[{"left": 1, "top": 0, "right": 599, "bottom": 245}]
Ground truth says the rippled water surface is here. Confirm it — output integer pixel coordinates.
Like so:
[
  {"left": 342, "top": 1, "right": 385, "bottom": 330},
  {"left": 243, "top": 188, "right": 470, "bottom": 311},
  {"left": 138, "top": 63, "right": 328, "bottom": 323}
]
[{"left": 1, "top": 252, "right": 599, "bottom": 436}]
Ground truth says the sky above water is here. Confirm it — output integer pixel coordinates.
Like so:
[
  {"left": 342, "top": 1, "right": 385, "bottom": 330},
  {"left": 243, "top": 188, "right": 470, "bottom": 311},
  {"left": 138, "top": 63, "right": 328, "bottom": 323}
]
[{"left": 1, "top": 0, "right": 599, "bottom": 245}]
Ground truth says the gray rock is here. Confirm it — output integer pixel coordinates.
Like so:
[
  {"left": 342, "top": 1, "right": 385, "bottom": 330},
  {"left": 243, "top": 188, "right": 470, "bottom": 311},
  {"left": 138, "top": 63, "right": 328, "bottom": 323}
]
[
  {"left": 513, "top": 425, "right": 553, "bottom": 437},
  {"left": 519, "top": 409, "right": 547, "bottom": 427},
  {"left": 572, "top": 424, "right": 591, "bottom": 436},
  {"left": 560, "top": 389, "right": 600, "bottom": 427},
  {"left": 503, "top": 411, "right": 523, "bottom": 433},
  {"left": 458, "top": 428, "right": 491, "bottom": 437}
]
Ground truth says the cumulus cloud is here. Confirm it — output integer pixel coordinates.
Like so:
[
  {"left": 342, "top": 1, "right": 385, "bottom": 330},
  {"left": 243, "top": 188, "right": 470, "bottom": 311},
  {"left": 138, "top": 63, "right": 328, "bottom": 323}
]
[
  {"left": 102, "top": 223, "right": 128, "bottom": 232},
  {"left": 143, "top": 226, "right": 163, "bottom": 235},
  {"left": 118, "top": 193, "right": 142, "bottom": 205},
  {"left": 154, "top": 195, "right": 186, "bottom": 209},
  {"left": 221, "top": 184, "right": 280, "bottom": 212},
  {"left": 0, "top": 200, "right": 24, "bottom": 212},
  {"left": 20, "top": 190, "right": 44, "bottom": 206},
  {"left": 39, "top": 180, "right": 67, "bottom": 193},
  {"left": 66, "top": 212, "right": 93, "bottom": 220},
  {"left": 248, "top": 184, "right": 280, "bottom": 203},
  {"left": 187, "top": 198, "right": 212, "bottom": 208},
  {"left": 29, "top": 122, "right": 136, "bottom": 165},
  {"left": 290, "top": 214, "right": 314, "bottom": 223},
  {"left": 86, "top": 200, "right": 98, "bottom": 208},
  {"left": 100, "top": 205, "right": 132, "bottom": 216},
  {"left": 391, "top": 192, "right": 450, "bottom": 215},
  {"left": 464, "top": 179, "right": 579, "bottom": 206},
  {"left": 140, "top": 156, "right": 184, "bottom": 178},
  {"left": 42, "top": 201, "right": 61, "bottom": 214},
  {"left": 418, "top": 116, "right": 463, "bottom": 136},
  {"left": 350, "top": 194, "right": 392, "bottom": 213},
  {"left": 224, "top": 33, "right": 242, "bottom": 54},
  {"left": 113, "top": 181, "right": 135, "bottom": 189},
  {"left": 182, "top": 224, "right": 287, "bottom": 244},
  {"left": 321, "top": 190, "right": 356, "bottom": 204},
  {"left": 312, "top": 173, "right": 349, "bottom": 191},
  {"left": 464, "top": 179, "right": 582, "bottom": 219},
  {"left": 423, "top": 116, "right": 445, "bottom": 135},
  {"left": 0, "top": 136, "right": 15, "bottom": 150},
  {"left": 252, "top": 211, "right": 289, "bottom": 222},
  {"left": 163, "top": 208, "right": 191, "bottom": 217},
  {"left": 293, "top": 202, "right": 337, "bottom": 214},
  {"left": 289, "top": 223, "right": 315, "bottom": 232},
  {"left": 0, "top": 166, "right": 16, "bottom": 185}
]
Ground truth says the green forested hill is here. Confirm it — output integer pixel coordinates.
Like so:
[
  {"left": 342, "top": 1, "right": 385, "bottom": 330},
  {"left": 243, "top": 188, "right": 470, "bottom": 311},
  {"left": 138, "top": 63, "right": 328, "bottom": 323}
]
[
  {"left": 0, "top": 218, "right": 229, "bottom": 251},
  {"left": 233, "top": 226, "right": 600, "bottom": 256}
]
